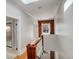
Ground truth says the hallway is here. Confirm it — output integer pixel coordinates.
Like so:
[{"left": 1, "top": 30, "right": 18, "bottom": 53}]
[{"left": 6, "top": 0, "right": 73, "bottom": 59}]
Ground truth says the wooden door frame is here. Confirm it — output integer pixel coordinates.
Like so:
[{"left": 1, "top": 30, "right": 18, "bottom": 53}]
[{"left": 38, "top": 19, "right": 54, "bottom": 37}]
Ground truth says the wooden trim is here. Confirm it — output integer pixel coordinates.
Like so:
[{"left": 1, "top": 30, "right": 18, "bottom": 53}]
[
  {"left": 38, "top": 21, "right": 41, "bottom": 37},
  {"left": 38, "top": 19, "right": 54, "bottom": 37},
  {"left": 50, "top": 51, "right": 55, "bottom": 59},
  {"left": 26, "top": 38, "right": 42, "bottom": 59},
  {"left": 50, "top": 20, "right": 54, "bottom": 34}
]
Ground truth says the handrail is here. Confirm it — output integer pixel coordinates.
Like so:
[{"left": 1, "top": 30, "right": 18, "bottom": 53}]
[
  {"left": 26, "top": 35, "right": 55, "bottom": 59},
  {"left": 33, "top": 38, "right": 42, "bottom": 45},
  {"left": 26, "top": 36, "right": 43, "bottom": 59}
]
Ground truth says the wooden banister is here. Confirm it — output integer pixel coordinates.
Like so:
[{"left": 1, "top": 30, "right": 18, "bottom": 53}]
[
  {"left": 26, "top": 36, "right": 55, "bottom": 59},
  {"left": 35, "top": 38, "right": 41, "bottom": 45},
  {"left": 26, "top": 38, "right": 42, "bottom": 59},
  {"left": 27, "top": 44, "right": 36, "bottom": 59}
]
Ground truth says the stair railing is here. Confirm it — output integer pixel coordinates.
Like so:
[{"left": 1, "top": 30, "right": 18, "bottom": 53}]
[{"left": 26, "top": 36, "right": 43, "bottom": 59}]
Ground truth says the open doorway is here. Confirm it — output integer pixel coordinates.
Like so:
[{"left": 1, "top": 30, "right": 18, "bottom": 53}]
[
  {"left": 6, "top": 16, "right": 18, "bottom": 50},
  {"left": 6, "top": 16, "right": 18, "bottom": 59},
  {"left": 6, "top": 21, "right": 12, "bottom": 48}
]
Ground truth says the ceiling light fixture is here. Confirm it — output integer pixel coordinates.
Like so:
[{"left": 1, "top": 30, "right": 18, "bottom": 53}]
[{"left": 21, "top": 0, "right": 39, "bottom": 4}]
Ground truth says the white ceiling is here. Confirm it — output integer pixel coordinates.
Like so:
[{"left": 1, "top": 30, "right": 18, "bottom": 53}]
[{"left": 7, "top": 0, "right": 64, "bottom": 20}]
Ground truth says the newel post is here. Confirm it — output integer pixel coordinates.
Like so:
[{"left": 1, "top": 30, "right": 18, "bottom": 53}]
[{"left": 26, "top": 44, "right": 36, "bottom": 59}]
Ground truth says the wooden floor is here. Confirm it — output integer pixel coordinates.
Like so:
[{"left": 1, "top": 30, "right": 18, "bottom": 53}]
[{"left": 14, "top": 51, "right": 27, "bottom": 59}]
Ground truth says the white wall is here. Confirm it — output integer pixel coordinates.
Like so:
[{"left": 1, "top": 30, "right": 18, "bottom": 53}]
[
  {"left": 21, "top": 11, "right": 33, "bottom": 51},
  {"left": 33, "top": 1, "right": 73, "bottom": 59},
  {"left": 55, "top": 3, "right": 73, "bottom": 59},
  {"left": 33, "top": 22, "right": 38, "bottom": 38},
  {"left": 43, "top": 35, "right": 60, "bottom": 51},
  {"left": 6, "top": 0, "right": 33, "bottom": 54}
]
